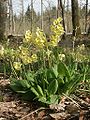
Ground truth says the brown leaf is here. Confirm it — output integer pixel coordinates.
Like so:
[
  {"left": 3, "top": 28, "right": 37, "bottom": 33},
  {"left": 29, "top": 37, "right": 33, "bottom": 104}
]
[
  {"left": 50, "top": 112, "right": 70, "bottom": 120},
  {"left": 85, "top": 97, "right": 90, "bottom": 104},
  {"left": 49, "top": 103, "right": 65, "bottom": 112},
  {"left": 38, "top": 110, "right": 46, "bottom": 118},
  {"left": 79, "top": 110, "right": 84, "bottom": 120}
]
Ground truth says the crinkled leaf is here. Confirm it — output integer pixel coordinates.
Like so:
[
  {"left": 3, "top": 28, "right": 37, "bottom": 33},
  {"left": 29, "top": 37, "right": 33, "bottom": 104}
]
[
  {"left": 39, "top": 95, "right": 59, "bottom": 104},
  {"left": 19, "top": 80, "right": 30, "bottom": 88},
  {"left": 25, "top": 72, "right": 35, "bottom": 82},
  {"left": 37, "top": 85, "right": 44, "bottom": 96},
  {"left": 48, "top": 79, "right": 58, "bottom": 95},
  {"left": 10, "top": 78, "right": 30, "bottom": 93},
  {"left": 52, "top": 64, "right": 58, "bottom": 78},
  {"left": 58, "top": 62, "right": 70, "bottom": 80}
]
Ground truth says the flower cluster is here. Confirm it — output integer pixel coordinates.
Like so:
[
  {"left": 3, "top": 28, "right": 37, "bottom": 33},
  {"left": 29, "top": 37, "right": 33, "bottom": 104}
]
[
  {"left": 77, "top": 44, "right": 85, "bottom": 52},
  {"left": 35, "top": 27, "right": 46, "bottom": 48},
  {"left": 24, "top": 30, "right": 32, "bottom": 43},
  {"left": 24, "top": 18, "right": 64, "bottom": 48},
  {"left": 13, "top": 62, "right": 22, "bottom": 70},
  {"left": 51, "top": 17, "right": 64, "bottom": 36},
  {"left": 50, "top": 17, "right": 64, "bottom": 46},
  {"left": 31, "top": 54, "right": 37, "bottom": 62},
  {"left": 3, "top": 18, "right": 64, "bottom": 71},
  {"left": 59, "top": 53, "right": 65, "bottom": 61},
  {"left": 75, "top": 52, "right": 87, "bottom": 62},
  {"left": 19, "top": 46, "right": 29, "bottom": 56},
  {"left": 18, "top": 46, "right": 37, "bottom": 65}
]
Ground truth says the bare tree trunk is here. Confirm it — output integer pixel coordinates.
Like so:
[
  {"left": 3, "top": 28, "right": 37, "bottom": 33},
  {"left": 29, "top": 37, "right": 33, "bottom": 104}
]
[
  {"left": 66, "top": 0, "right": 69, "bottom": 33},
  {"left": 48, "top": 1, "right": 51, "bottom": 33},
  {"left": 31, "top": 0, "right": 33, "bottom": 32},
  {"left": 59, "top": 0, "right": 65, "bottom": 32},
  {"left": 85, "top": 0, "right": 88, "bottom": 33},
  {"left": 8, "top": 0, "right": 14, "bottom": 35},
  {"left": 0, "top": 0, "right": 7, "bottom": 40},
  {"left": 41, "top": 0, "right": 43, "bottom": 30},
  {"left": 87, "top": 25, "right": 90, "bottom": 35},
  {"left": 21, "top": 0, "right": 24, "bottom": 34},
  {"left": 71, "top": 0, "right": 81, "bottom": 36},
  {"left": 56, "top": 0, "right": 59, "bottom": 18}
]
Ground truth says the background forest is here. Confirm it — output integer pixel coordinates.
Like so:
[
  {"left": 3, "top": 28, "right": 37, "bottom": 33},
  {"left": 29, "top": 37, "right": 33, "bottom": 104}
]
[{"left": 0, "top": 0, "right": 90, "bottom": 39}]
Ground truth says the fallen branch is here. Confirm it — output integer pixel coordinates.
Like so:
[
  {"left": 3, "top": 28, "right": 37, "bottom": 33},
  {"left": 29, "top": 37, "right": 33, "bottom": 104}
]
[
  {"left": 72, "top": 94, "right": 90, "bottom": 109},
  {"left": 19, "top": 107, "right": 49, "bottom": 120},
  {"left": 62, "top": 93, "right": 81, "bottom": 108}
]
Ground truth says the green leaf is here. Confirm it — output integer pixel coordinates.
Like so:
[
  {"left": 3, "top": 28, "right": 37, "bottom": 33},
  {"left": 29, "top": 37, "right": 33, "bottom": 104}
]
[
  {"left": 39, "top": 95, "right": 59, "bottom": 104},
  {"left": 46, "top": 68, "right": 56, "bottom": 80},
  {"left": 48, "top": 79, "right": 58, "bottom": 95},
  {"left": 39, "top": 96, "right": 46, "bottom": 103},
  {"left": 37, "top": 85, "right": 44, "bottom": 96},
  {"left": 25, "top": 72, "right": 35, "bottom": 82},
  {"left": 44, "top": 79, "right": 49, "bottom": 84},
  {"left": 31, "top": 87, "right": 39, "bottom": 97},
  {"left": 49, "top": 95, "right": 59, "bottom": 104},
  {"left": 52, "top": 64, "right": 58, "bottom": 78},
  {"left": 10, "top": 78, "right": 30, "bottom": 93},
  {"left": 61, "top": 74, "right": 82, "bottom": 95},
  {"left": 19, "top": 80, "right": 30, "bottom": 88},
  {"left": 57, "top": 78, "right": 65, "bottom": 84},
  {"left": 58, "top": 62, "right": 70, "bottom": 80},
  {"left": 10, "top": 82, "right": 27, "bottom": 93}
]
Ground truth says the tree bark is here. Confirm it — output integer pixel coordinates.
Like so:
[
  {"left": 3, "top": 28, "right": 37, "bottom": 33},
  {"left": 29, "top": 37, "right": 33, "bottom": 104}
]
[
  {"left": 71, "top": 0, "right": 81, "bottom": 36},
  {"left": 85, "top": 0, "right": 88, "bottom": 32},
  {"left": 0, "top": 0, "right": 7, "bottom": 40},
  {"left": 59, "top": 0, "right": 65, "bottom": 32},
  {"left": 41, "top": 0, "right": 43, "bottom": 30}
]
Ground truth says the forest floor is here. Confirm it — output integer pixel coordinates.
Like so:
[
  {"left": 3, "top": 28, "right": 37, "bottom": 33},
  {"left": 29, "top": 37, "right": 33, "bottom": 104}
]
[{"left": 0, "top": 78, "right": 90, "bottom": 120}]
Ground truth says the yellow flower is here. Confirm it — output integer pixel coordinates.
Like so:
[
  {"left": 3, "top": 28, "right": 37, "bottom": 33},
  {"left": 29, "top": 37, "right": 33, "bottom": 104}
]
[
  {"left": 31, "top": 54, "right": 37, "bottom": 62},
  {"left": 59, "top": 54, "right": 65, "bottom": 61},
  {"left": 35, "top": 27, "right": 46, "bottom": 48},
  {"left": 21, "top": 56, "right": 32, "bottom": 65},
  {"left": 13, "top": 62, "right": 22, "bottom": 70},
  {"left": 75, "top": 52, "right": 87, "bottom": 62},
  {"left": 19, "top": 46, "right": 29, "bottom": 56},
  {"left": 24, "top": 30, "right": 32, "bottom": 43},
  {"left": 50, "top": 35, "right": 59, "bottom": 46},
  {"left": 77, "top": 44, "right": 85, "bottom": 51},
  {"left": 53, "top": 17, "right": 62, "bottom": 25},
  {"left": 46, "top": 49, "right": 52, "bottom": 57},
  {"left": 50, "top": 17, "right": 64, "bottom": 47}
]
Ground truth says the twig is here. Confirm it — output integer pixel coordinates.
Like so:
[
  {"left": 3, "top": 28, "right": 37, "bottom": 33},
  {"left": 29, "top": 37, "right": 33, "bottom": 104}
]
[
  {"left": 72, "top": 94, "right": 90, "bottom": 108},
  {"left": 62, "top": 93, "right": 81, "bottom": 108},
  {"left": 19, "top": 107, "right": 49, "bottom": 120}
]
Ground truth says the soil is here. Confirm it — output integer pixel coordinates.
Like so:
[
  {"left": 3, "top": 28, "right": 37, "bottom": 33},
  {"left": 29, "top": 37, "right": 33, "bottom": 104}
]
[{"left": 0, "top": 78, "right": 90, "bottom": 120}]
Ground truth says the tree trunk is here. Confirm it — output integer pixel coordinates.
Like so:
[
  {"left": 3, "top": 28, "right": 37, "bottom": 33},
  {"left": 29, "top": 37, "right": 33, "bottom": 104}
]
[
  {"left": 0, "top": 0, "right": 6, "bottom": 40},
  {"left": 85, "top": 0, "right": 88, "bottom": 32},
  {"left": 71, "top": 0, "right": 81, "bottom": 36},
  {"left": 8, "top": 0, "right": 14, "bottom": 35},
  {"left": 21, "top": 0, "right": 24, "bottom": 34},
  {"left": 59, "top": 0, "right": 65, "bottom": 32},
  {"left": 31, "top": 0, "right": 33, "bottom": 32},
  {"left": 41, "top": 0, "right": 43, "bottom": 30},
  {"left": 66, "top": 0, "right": 70, "bottom": 33},
  {"left": 87, "top": 25, "right": 90, "bottom": 35}
]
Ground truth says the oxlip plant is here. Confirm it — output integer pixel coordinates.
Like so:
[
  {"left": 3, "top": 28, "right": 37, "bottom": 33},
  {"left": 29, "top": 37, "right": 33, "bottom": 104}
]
[{"left": 2, "top": 17, "right": 90, "bottom": 105}]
